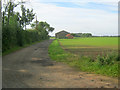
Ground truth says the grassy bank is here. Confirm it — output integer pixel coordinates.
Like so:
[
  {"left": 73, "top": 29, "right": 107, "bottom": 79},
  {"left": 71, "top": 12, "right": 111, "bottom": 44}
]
[
  {"left": 48, "top": 40, "right": 119, "bottom": 77},
  {"left": 3, "top": 40, "right": 44, "bottom": 56}
]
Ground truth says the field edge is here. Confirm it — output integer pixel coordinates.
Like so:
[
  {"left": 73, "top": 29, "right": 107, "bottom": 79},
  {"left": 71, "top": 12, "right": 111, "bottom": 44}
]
[{"left": 48, "top": 39, "right": 118, "bottom": 77}]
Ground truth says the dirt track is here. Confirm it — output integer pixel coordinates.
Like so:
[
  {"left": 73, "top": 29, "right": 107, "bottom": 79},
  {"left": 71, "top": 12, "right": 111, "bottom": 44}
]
[{"left": 2, "top": 39, "right": 118, "bottom": 88}]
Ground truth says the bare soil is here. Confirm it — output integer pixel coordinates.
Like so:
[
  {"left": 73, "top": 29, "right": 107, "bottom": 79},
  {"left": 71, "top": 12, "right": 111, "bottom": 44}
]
[
  {"left": 61, "top": 46, "right": 118, "bottom": 59},
  {"left": 3, "top": 39, "right": 118, "bottom": 88}
]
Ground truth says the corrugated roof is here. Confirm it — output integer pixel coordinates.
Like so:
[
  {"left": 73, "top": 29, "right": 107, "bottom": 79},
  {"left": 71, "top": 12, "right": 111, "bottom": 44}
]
[{"left": 55, "top": 30, "right": 69, "bottom": 34}]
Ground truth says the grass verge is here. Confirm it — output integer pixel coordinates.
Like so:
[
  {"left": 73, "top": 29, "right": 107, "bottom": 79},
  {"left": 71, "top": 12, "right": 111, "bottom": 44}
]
[
  {"left": 48, "top": 40, "right": 118, "bottom": 77},
  {"left": 3, "top": 40, "right": 44, "bottom": 56}
]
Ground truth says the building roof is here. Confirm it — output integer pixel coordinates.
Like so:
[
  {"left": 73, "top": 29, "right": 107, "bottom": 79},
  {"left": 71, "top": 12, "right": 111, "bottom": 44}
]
[
  {"left": 55, "top": 30, "right": 69, "bottom": 34},
  {"left": 66, "top": 34, "right": 73, "bottom": 37}
]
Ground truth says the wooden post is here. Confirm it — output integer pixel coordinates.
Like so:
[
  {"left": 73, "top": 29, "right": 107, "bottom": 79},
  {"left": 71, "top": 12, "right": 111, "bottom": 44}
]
[{"left": 36, "top": 15, "right": 37, "bottom": 29}]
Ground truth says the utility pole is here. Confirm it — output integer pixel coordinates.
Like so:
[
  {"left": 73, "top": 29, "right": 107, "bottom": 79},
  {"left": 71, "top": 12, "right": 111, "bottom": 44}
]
[{"left": 36, "top": 15, "right": 38, "bottom": 29}]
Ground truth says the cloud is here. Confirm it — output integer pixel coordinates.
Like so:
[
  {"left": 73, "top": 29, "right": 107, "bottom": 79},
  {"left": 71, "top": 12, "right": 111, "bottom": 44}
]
[
  {"left": 25, "top": 2, "right": 117, "bottom": 36},
  {"left": 3, "top": 0, "right": 118, "bottom": 36},
  {"left": 46, "top": 2, "right": 118, "bottom": 13}
]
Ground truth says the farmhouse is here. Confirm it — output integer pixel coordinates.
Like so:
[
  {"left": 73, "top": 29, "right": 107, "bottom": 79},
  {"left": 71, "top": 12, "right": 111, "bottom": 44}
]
[
  {"left": 66, "top": 34, "right": 74, "bottom": 39},
  {"left": 55, "top": 30, "right": 69, "bottom": 39}
]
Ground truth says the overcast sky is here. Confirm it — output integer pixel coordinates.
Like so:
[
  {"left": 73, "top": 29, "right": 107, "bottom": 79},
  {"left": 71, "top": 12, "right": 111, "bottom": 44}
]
[{"left": 3, "top": 0, "right": 119, "bottom": 36}]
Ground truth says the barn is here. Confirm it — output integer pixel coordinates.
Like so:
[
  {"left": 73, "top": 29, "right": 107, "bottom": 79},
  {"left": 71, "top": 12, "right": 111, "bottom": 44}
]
[
  {"left": 55, "top": 30, "right": 69, "bottom": 39},
  {"left": 66, "top": 34, "right": 74, "bottom": 39}
]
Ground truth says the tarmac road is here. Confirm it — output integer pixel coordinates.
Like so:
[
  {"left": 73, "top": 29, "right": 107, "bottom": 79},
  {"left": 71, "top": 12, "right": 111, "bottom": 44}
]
[{"left": 2, "top": 39, "right": 118, "bottom": 88}]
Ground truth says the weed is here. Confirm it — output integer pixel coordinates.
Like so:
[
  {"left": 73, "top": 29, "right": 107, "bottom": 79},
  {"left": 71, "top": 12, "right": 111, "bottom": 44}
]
[{"left": 49, "top": 40, "right": 119, "bottom": 77}]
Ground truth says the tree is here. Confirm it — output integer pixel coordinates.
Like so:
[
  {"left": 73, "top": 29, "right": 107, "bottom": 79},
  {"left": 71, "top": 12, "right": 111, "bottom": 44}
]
[
  {"left": 71, "top": 33, "right": 76, "bottom": 37},
  {"left": 71, "top": 33, "right": 92, "bottom": 37},
  {"left": 31, "top": 23, "right": 36, "bottom": 29},
  {"left": 30, "top": 20, "right": 39, "bottom": 29},
  {"left": 21, "top": 5, "right": 35, "bottom": 30},
  {"left": 48, "top": 27, "right": 54, "bottom": 32},
  {"left": 36, "top": 21, "right": 54, "bottom": 33},
  {"left": 2, "top": 0, "right": 55, "bottom": 52},
  {"left": 2, "top": 0, "right": 18, "bottom": 26}
]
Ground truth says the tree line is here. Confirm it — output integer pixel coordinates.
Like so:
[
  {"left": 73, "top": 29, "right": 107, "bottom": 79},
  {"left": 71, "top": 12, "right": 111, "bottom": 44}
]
[
  {"left": 71, "top": 33, "right": 92, "bottom": 37},
  {"left": 2, "top": 0, "right": 54, "bottom": 52}
]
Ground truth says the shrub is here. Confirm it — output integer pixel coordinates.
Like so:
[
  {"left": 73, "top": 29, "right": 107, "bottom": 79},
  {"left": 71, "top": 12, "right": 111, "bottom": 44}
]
[
  {"left": 97, "top": 52, "right": 119, "bottom": 66},
  {"left": 2, "top": 27, "right": 49, "bottom": 52}
]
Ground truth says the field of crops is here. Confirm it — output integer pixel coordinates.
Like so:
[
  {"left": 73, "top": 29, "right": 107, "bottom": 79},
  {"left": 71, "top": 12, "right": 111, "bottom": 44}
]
[
  {"left": 49, "top": 37, "right": 119, "bottom": 77},
  {"left": 59, "top": 37, "right": 118, "bottom": 58}
]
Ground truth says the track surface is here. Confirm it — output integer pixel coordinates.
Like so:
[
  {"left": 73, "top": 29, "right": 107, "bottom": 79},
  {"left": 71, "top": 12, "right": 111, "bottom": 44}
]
[{"left": 3, "top": 39, "right": 118, "bottom": 88}]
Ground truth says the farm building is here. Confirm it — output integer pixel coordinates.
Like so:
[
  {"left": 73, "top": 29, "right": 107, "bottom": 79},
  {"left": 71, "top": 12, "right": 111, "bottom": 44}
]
[
  {"left": 55, "top": 30, "right": 69, "bottom": 39},
  {"left": 66, "top": 34, "right": 74, "bottom": 39}
]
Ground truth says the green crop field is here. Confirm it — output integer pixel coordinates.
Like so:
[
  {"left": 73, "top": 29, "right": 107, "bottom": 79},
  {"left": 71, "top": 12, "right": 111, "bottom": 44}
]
[
  {"left": 59, "top": 37, "right": 118, "bottom": 57},
  {"left": 49, "top": 37, "right": 119, "bottom": 77},
  {"left": 59, "top": 37, "right": 118, "bottom": 47},
  {"left": 59, "top": 37, "right": 118, "bottom": 49}
]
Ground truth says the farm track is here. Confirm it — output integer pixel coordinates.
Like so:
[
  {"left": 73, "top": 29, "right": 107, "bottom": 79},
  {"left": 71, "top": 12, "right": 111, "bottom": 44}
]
[{"left": 3, "top": 39, "right": 118, "bottom": 88}]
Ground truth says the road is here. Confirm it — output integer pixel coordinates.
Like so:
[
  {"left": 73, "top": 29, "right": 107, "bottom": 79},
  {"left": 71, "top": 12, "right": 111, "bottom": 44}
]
[{"left": 3, "top": 39, "right": 118, "bottom": 88}]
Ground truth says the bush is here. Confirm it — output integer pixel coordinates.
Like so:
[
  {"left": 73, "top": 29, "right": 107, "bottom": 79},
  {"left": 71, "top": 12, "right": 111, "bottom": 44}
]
[
  {"left": 2, "top": 26, "right": 49, "bottom": 52},
  {"left": 97, "top": 52, "right": 119, "bottom": 66}
]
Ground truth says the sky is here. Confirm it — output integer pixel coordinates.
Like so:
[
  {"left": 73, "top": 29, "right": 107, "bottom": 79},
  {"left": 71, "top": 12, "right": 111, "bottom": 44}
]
[{"left": 3, "top": 0, "right": 119, "bottom": 36}]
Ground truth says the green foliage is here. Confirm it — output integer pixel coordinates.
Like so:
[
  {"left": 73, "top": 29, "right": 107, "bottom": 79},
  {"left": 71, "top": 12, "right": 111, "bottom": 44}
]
[
  {"left": 50, "top": 37, "right": 55, "bottom": 39},
  {"left": 36, "top": 21, "right": 54, "bottom": 32},
  {"left": 2, "top": 0, "right": 54, "bottom": 53},
  {"left": 71, "top": 33, "right": 92, "bottom": 37},
  {"left": 2, "top": 26, "right": 49, "bottom": 52},
  {"left": 3, "top": 40, "right": 43, "bottom": 56},
  {"left": 3, "top": 0, "right": 35, "bottom": 29},
  {"left": 48, "top": 40, "right": 70, "bottom": 62},
  {"left": 96, "top": 52, "right": 119, "bottom": 66},
  {"left": 2, "top": 23, "right": 49, "bottom": 52},
  {"left": 21, "top": 5, "right": 35, "bottom": 29},
  {"left": 49, "top": 40, "right": 119, "bottom": 77},
  {"left": 31, "top": 23, "right": 35, "bottom": 29}
]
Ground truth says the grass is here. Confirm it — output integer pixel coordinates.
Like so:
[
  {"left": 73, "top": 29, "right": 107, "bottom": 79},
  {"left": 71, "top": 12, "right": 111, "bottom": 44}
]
[
  {"left": 50, "top": 37, "right": 55, "bottom": 39},
  {"left": 59, "top": 37, "right": 118, "bottom": 58},
  {"left": 3, "top": 40, "right": 44, "bottom": 56},
  {"left": 48, "top": 39, "right": 119, "bottom": 77},
  {"left": 59, "top": 37, "right": 118, "bottom": 49}
]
